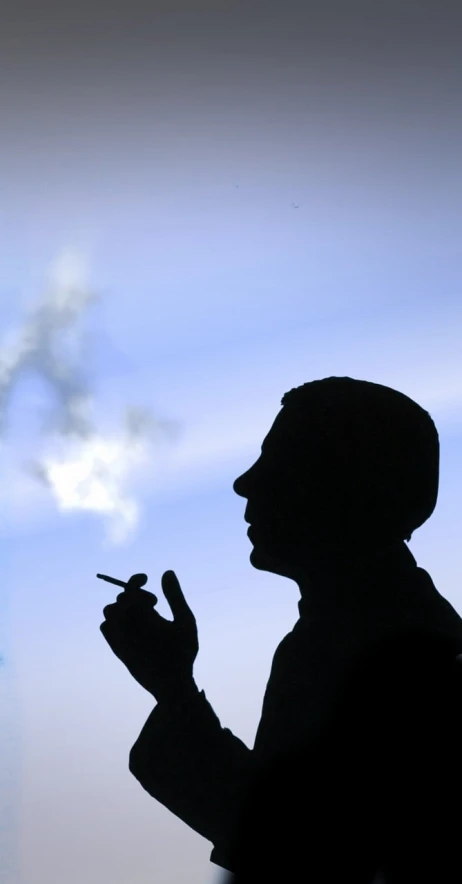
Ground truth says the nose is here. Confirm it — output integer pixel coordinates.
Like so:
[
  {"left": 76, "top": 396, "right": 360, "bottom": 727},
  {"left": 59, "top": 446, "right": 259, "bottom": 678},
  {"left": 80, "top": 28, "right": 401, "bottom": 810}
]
[
  {"left": 233, "top": 468, "right": 251, "bottom": 498},
  {"left": 233, "top": 475, "right": 252, "bottom": 527}
]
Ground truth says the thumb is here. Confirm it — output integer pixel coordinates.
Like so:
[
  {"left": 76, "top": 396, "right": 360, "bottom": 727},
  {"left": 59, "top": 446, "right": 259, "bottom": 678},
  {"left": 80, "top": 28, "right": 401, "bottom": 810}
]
[{"left": 161, "top": 570, "right": 195, "bottom": 625}]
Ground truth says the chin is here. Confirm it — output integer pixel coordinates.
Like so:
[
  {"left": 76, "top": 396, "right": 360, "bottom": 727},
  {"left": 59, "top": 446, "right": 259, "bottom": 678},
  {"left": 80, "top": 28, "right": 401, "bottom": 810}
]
[{"left": 249, "top": 539, "right": 293, "bottom": 577}]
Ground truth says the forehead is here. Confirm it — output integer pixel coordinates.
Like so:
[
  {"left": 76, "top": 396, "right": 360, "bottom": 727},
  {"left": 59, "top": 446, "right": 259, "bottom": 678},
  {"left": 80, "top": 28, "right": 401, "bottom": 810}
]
[{"left": 261, "top": 409, "right": 310, "bottom": 452}]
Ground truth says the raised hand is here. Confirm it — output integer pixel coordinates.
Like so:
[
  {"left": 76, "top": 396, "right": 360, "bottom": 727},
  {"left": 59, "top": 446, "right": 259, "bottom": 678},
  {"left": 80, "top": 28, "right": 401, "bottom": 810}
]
[{"left": 100, "top": 570, "right": 199, "bottom": 702}]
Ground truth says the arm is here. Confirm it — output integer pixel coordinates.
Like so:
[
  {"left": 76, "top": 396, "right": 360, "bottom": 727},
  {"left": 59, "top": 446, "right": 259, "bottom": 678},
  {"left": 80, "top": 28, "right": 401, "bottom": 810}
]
[
  {"left": 100, "top": 571, "right": 252, "bottom": 871},
  {"left": 129, "top": 680, "right": 253, "bottom": 872}
]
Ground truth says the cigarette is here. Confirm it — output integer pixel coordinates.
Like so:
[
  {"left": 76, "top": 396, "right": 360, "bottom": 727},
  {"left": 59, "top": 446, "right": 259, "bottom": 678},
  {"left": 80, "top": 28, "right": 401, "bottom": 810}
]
[
  {"left": 97, "top": 573, "right": 127, "bottom": 588},
  {"left": 97, "top": 572, "right": 148, "bottom": 589}
]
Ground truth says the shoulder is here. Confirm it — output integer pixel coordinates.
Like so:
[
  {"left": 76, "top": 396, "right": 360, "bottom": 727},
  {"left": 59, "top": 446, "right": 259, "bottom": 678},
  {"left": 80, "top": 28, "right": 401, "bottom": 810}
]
[{"left": 342, "top": 630, "right": 462, "bottom": 745}]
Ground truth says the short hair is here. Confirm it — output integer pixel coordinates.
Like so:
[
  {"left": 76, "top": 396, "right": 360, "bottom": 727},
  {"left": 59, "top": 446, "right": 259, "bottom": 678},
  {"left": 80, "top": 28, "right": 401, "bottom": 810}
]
[{"left": 280, "top": 377, "right": 439, "bottom": 544}]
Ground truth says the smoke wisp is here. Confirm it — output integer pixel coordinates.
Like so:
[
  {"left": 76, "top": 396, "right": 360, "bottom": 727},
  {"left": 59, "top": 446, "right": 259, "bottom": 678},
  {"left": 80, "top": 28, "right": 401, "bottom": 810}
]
[{"left": 0, "top": 250, "right": 181, "bottom": 546}]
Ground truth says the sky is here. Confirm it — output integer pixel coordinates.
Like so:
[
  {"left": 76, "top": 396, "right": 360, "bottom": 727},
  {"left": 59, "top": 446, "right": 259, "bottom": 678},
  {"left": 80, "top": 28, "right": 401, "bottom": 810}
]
[{"left": 1, "top": 1, "right": 462, "bottom": 881}]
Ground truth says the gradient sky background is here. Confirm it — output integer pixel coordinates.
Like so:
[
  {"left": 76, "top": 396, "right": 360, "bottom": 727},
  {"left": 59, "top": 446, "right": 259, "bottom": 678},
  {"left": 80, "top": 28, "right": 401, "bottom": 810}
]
[{"left": 1, "top": 1, "right": 462, "bottom": 882}]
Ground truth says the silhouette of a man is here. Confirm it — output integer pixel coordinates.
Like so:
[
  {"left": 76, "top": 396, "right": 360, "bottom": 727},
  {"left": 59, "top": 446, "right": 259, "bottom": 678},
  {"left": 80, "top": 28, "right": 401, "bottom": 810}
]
[{"left": 101, "top": 377, "right": 462, "bottom": 882}]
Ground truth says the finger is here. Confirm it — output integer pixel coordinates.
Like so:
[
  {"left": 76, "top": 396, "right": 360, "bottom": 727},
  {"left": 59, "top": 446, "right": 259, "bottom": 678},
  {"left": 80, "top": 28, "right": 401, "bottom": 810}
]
[
  {"left": 115, "top": 589, "right": 158, "bottom": 606},
  {"left": 100, "top": 606, "right": 155, "bottom": 646},
  {"left": 100, "top": 618, "right": 130, "bottom": 655},
  {"left": 161, "top": 570, "right": 196, "bottom": 625},
  {"left": 102, "top": 590, "right": 158, "bottom": 620},
  {"left": 102, "top": 600, "right": 137, "bottom": 621},
  {"left": 100, "top": 619, "right": 147, "bottom": 665},
  {"left": 126, "top": 573, "right": 148, "bottom": 589},
  {"left": 102, "top": 602, "right": 120, "bottom": 620}
]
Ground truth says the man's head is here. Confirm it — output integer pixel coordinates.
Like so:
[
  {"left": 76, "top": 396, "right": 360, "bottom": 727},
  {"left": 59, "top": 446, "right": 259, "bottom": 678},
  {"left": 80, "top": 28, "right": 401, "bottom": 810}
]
[{"left": 233, "top": 377, "right": 439, "bottom": 578}]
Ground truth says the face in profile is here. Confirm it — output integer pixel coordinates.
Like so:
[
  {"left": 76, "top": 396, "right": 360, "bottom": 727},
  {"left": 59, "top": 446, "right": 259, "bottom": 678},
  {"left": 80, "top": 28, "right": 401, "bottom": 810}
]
[
  {"left": 235, "top": 403, "right": 414, "bottom": 580},
  {"left": 233, "top": 409, "right": 323, "bottom": 579}
]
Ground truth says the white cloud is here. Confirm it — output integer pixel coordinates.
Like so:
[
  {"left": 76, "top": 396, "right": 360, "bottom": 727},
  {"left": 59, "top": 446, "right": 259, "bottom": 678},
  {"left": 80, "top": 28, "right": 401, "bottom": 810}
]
[{"left": 0, "top": 250, "right": 181, "bottom": 545}]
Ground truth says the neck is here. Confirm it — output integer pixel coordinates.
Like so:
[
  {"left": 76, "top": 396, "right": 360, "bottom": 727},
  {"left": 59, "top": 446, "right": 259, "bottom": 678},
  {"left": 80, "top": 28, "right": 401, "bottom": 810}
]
[{"left": 295, "top": 538, "right": 418, "bottom": 622}]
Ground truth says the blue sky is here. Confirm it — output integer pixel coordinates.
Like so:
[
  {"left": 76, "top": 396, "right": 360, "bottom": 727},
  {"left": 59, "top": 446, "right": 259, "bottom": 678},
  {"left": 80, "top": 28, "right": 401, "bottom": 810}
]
[{"left": 1, "top": 3, "right": 462, "bottom": 882}]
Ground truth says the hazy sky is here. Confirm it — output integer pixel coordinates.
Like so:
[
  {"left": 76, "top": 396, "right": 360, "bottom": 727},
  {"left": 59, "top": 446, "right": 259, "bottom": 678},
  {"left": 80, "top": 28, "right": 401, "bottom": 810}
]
[{"left": 1, "top": 2, "right": 462, "bottom": 882}]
